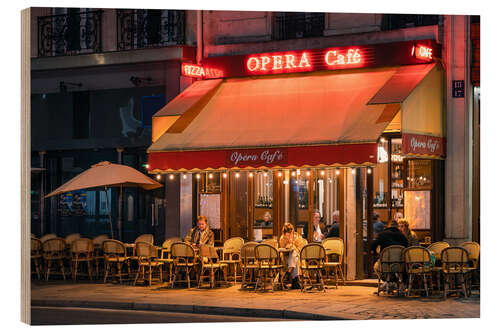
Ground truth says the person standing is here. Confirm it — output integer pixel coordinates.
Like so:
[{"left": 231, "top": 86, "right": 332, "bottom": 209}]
[{"left": 185, "top": 215, "right": 215, "bottom": 247}]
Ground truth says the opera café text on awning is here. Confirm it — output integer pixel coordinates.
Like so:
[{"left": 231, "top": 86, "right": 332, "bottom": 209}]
[{"left": 147, "top": 39, "right": 446, "bottom": 279}]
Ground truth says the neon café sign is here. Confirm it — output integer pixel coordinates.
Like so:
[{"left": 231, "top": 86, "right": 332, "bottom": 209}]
[{"left": 181, "top": 41, "right": 437, "bottom": 79}]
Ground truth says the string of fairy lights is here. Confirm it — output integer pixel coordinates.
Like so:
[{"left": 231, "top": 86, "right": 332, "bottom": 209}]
[{"left": 146, "top": 166, "right": 374, "bottom": 182}]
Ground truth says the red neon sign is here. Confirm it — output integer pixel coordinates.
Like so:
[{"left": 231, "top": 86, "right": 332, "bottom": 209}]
[
  {"left": 324, "top": 48, "right": 362, "bottom": 66},
  {"left": 412, "top": 44, "right": 433, "bottom": 61},
  {"left": 181, "top": 63, "right": 224, "bottom": 79},
  {"left": 246, "top": 52, "right": 312, "bottom": 72}
]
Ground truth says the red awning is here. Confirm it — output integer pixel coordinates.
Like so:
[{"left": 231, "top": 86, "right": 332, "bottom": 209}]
[{"left": 148, "top": 65, "right": 433, "bottom": 171}]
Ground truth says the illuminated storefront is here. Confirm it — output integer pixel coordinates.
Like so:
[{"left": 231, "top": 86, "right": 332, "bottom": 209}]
[{"left": 147, "top": 39, "right": 446, "bottom": 278}]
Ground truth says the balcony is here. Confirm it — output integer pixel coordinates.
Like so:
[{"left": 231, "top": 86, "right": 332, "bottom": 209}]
[
  {"left": 116, "top": 9, "right": 185, "bottom": 51},
  {"left": 37, "top": 9, "right": 103, "bottom": 57}
]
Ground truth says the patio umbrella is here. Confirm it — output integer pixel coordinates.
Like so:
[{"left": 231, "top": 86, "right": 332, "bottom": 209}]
[{"left": 45, "top": 161, "right": 163, "bottom": 239}]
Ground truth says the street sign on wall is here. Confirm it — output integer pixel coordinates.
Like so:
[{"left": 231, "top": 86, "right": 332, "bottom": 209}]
[{"left": 452, "top": 80, "right": 465, "bottom": 98}]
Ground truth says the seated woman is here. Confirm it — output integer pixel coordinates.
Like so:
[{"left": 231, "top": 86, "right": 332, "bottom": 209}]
[
  {"left": 397, "top": 218, "right": 419, "bottom": 246},
  {"left": 279, "top": 222, "right": 304, "bottom": 289}
]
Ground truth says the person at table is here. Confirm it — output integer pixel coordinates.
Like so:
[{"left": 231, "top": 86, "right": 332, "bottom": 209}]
[
  {"left": 397, "top": 218, "right": 419, "bottom": 246},
  {"left": 326, "top": 210, "right": 340, "bottom": 238},
  {"left": 279, "top": 222, "right": 303, "bottom": 289},
  {"left": 373, "top": 212, "right": 385, "bottom": 237},
  {"left": 185, "top": 215, "right": 214, "bottom": 247},
  {"left": 303, "top": 211, "right": 326, "bottom": 241},
  {"left": 370, "top": 221, "right": 409, "bottom": 293}
]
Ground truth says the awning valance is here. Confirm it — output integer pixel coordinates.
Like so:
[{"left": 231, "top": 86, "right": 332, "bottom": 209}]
[{"left": 148, "top": 64, "right": 443, "bottom": 171}]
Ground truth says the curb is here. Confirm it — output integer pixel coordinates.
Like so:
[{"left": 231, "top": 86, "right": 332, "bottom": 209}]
[{"left": 31, "top": 299, "right": 350, "bottom": 321}]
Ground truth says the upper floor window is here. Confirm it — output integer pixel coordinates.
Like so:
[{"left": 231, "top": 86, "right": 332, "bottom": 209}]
[
  {"left": 116, "top": 9, "right": 185, "bottom": 51},
  {"left": 381, "top": 14, "right": 439, "bottom": 31},
  {"left": 37, "top": 9, "right": 103, "bottom": 57},
  {"left": 273, "top": 12, "right": 325, "bottom": 40}
]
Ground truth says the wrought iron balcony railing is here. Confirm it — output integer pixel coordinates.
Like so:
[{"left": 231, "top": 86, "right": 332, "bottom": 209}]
[
  {"left": 116, "top": 9, "right": 185, "bottom": 51},
  {"left": 273, "top": 12, "right": 325, "bottom": 41},
  {"left": 37, "top": 9, "right": 103, "bottom": 57},
  {"left": 381, "top": 14, "right": 440, "bottom": 31}
]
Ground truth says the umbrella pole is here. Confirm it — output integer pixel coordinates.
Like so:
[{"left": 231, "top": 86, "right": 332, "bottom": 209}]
[{"left": 105, "top": 186, "right": 114, "bottom": 239}]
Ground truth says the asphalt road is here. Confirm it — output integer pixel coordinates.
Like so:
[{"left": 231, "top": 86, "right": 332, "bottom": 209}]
[{"left": 31, "top": 306, "right": 286, "bottom": 325}]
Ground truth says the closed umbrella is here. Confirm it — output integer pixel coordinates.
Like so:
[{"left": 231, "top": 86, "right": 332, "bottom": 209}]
[{"left": 45, "top": 161, "right": 162, "bottom": 239}]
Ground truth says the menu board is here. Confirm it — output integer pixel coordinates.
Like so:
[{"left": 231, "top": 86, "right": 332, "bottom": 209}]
[
  {"left": 199, "top": 194, "right": 221, "bottom": 229},
  {"left": 404, "top": 190, "right": 430, "bottom": 230}
]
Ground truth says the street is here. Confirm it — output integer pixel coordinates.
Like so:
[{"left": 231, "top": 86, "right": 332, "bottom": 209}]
[{"left": 31, "top": 306, "right": 286, "bottom": 325}]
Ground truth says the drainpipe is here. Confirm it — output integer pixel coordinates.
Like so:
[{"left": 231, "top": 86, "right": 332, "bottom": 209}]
[{"left": 196, "top": 10, "right": 203, "bottom": 64}]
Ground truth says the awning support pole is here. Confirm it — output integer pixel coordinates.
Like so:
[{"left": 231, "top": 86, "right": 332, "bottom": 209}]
[{"left": 105, "top": 186, "right": 114, "bottom": 239}]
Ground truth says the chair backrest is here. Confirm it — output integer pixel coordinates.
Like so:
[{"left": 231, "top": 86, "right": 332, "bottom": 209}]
[
  {"left": 255, "top": 243, "right": 279, "bottom": 263},
  {"left": 240, "top": 242, "right": 258, "bottom": 265},
  {"left": 261, "top": 238, "right": 278, "bottom": 248},
  {"left": 31, "top": 238, "right": 42, "bottom": 255},
  {"left": 40, "top": 233, "right": 57, "bottom": 243},
  {"left": 379, "top": 245, "right": 405, "bottom": 273},
  {"left": 92, "top": 234, "right": 109, "bottom": 247},
  {"left": 322, "top": 238, "right": 344, "bottom": 256},
  {"left": 71, "top": 238, "right": 93, "bottom": 254},
  {"left": 441, "top": 247, "right": 470, "bottom": 272},
  {"left": 403, "top": 246, "right": 431, "bottom": 272},
  {"left": 223, "top": 237, "right": 245, "bottom": 254},
  {"left": 199, "top": 244, "right": 219, "bottom": 261},
  {"left": 65, "top": 233, "right": 81, "bottom": 245},
  {"left": 459, "top": 242, "right": 480, "bottom": 261},
  {"left": 300, "top": 243, "right": 326, "bottom": 261},
  {"left": 171, "top": 242, "right": 195, "bottom": 258},
  {"left": 427, "top": 241, "right": 450, "bottom": 260},
  {"left": 161, "top": 239, "right": 174, "bottom": 251},
  {"left": 135, "top": 234, "right": 154, "bottom": 245},
  {"left": 102, "top": 239, "right": 126, "bottom": 256},
  {"left": 42, "top": 238, "right": 66, "bottom": 254},
  {"left": 136, "top": 241, "right": 156, "bottom": 258}
]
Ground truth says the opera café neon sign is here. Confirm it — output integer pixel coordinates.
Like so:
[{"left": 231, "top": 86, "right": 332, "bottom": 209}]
[{"left": 246, "top": 48, "right": 362, "bottom": 72}]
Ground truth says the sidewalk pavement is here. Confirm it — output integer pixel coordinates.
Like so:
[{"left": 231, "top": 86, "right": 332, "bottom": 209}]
[{"left": 31, "top": 280, "right": 480, "bottom": 321}]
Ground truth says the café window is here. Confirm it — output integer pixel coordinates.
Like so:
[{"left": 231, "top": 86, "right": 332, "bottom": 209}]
[
  {"left": 199, "top": 172, "right": 221, "bottom": 193},
  {"left": 253, "top": 171, "right": 273, "bottom": 240},
  {"left": 406, "top": 159, "right": 433, "bottom": 190},
  {"left": 289, "top": 170, "right": 310, "bottom": 236}
]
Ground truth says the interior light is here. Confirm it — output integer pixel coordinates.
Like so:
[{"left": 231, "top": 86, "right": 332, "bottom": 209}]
[
  {"left": 291, "top": 171, "right": 296, "bottom": 177},
  {"left": 196, "top": 174, "right": 201, "bottom": 180},
  {"left": 169, "top": 174, "right": 174, "bottom": 180},
  {"left": 351, "top": 168, "right": 356, "bottom": 175},
  {"left": 306, "top": 171, "right": 311, "bottom": 177},
  {"left": 209, "top": 173, "right": 213, "bottom": 179},
  {"left": 236, "top": 172, "right": 240, "bottom": 178},
  {"left": 156, "top": 174, "right": 161, "bottom": 180},
  {"left": 367, "top": 168, "right": 372, "bottom": 174},
  {"left": 335, "top": 169, "right": 340, "bottom": 176},
  {"left": 183, "top": 174, "right": 187, "bottom": 179},
  {"left": 249, "top": 172, "right": 253, "bottom": 178},
  {"left": 278, "top": 171, "right": 282, "bottom": 177},
  {"left": 320, "top": 170, "right": 325, "bottom": 176},
  {"left": 297, "top": 169, "right": 301, "bottom": 175},
  {"left": 223, "top": 173, "right": 227, "bottom": 178}
]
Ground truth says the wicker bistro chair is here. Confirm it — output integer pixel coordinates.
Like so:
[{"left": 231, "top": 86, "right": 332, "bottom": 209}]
[
  {"left": 299, "top": 243, "right": 326, "bottom": 292},
  {"left": 403, "top": 246, "right": 433, "bottom": 297},
  {"left": 427, "top": 241, "right": 450, "bottom": 293},
  {"left": 240, "top": 242, "right": 259, "bottom": 289},
  {"left": 254, "top": 243, "right": 284, "bottom": 292},
  {"left": 92, "top": 234, "right": 109, "bottom": 277},
  {"left": 133, "top": 242, "right": 163, "bottom": 286},
  {"left": 103, "top": 240, "right": 131, "bottom": 284},
  {"left": 70, "top": 238, "right": 94, "bottom": 281},
  {"left": 261, "top": 238, "right": 279, "bottom": 248},
  {"left": 31, "top": 238, "right": 43, "bottom": 280},
  {"left": 65, "top": 233, "right": 81, "bottom": 246},
  {"left": 40, "top": 233, "right": 57, "bottom": 243},
  {"left": 220, "top": 237, "right": 244, "bottom": 283},
  {"left": 460, "top": 241, "right": 480, "bottom": 291},
  {"left": 441, "top": 247, "right": 473, "bottom": 299},
  {"left": 157, "top": 239, "right": 176, "bottom": 285},
  {"left": 42, "top": 238, "right": 68, "bottom": 280},
  {"left": 376, "top": 245, "right": 405, "bottom": 296},
  {"left": 198, "top": 245, "right": 229, "bottom": 288},
  {"left": 321, "top": 238, "right": 345, "bottom": 288},
  {"left": 171, "top": 242, "right": 198, "bottom": 288}
]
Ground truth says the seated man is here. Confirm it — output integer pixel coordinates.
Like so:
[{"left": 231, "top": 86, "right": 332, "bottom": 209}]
[
  {"left": 185, "top": 215, "right": 215, "bottom": 247},
  {"left": 371, "top": 221, "right": 409, "bottom": 293}
]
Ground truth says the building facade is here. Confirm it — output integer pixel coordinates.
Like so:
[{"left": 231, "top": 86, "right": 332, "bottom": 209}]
[{"left": 30, "top": 9, "right": 479, "bottom": 279}]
